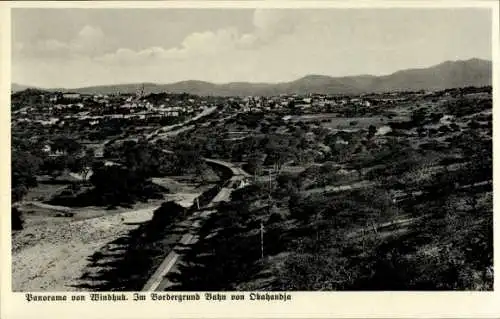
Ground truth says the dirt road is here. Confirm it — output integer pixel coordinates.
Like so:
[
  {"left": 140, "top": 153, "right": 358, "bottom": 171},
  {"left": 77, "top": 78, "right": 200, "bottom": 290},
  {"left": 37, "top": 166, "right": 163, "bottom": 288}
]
[{"left": 147, "top": 106, "right": 217, "bottom": 142}]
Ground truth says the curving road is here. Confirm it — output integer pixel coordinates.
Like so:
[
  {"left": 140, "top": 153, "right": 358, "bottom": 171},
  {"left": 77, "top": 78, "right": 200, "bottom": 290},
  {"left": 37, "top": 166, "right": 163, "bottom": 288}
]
[
  {"left": 147, "top": 106, "right": 217, "bottom": 142},
  {"left": 203, "top": 157, "right": 251, "bottom": 178}
]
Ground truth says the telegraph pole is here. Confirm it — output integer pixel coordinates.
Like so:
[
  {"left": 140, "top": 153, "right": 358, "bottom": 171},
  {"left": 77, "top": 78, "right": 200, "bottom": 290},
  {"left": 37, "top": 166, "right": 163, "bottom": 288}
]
[
  {"left": 260, "top": 221, "right": 264, "bottom": 259},
  {"left": 268, "top": 169, "right": 273, "bottom": 192}
]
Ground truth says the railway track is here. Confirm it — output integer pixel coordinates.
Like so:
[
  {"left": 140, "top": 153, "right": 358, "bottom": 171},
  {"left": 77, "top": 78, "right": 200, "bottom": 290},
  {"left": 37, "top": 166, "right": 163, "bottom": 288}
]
[{"left": 141, "top": 155, "right": 249, "bottom": 291}]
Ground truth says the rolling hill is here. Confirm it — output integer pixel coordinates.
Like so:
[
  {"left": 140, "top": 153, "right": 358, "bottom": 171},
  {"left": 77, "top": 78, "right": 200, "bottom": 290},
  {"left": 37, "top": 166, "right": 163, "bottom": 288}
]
[
  {"left": 11, "top": 83, "right": 38, "bottom": 93},
  {"left": 12, "top": 58, "right": 492, "bottom": 96}
]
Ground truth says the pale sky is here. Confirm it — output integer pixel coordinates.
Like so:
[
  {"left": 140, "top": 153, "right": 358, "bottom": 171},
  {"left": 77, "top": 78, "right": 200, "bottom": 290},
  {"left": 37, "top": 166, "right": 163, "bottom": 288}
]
[{"left": 12, "top": 8, "right": 492, "bottom": 88}]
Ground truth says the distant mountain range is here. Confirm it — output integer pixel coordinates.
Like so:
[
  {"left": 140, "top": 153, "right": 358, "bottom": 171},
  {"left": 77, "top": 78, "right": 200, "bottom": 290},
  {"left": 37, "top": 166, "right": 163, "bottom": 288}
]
[{"left": 12, "top": 58, "right": 492, "bottom": 96}]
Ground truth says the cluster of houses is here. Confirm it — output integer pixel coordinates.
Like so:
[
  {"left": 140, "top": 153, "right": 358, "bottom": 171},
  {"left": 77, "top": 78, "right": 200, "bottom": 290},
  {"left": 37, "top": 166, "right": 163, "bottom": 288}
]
[
  {"left": 227, "top": 94, "right": 374, "bottom": 113},
  {"left": 12, "top": 90, "right": 217, "bottom": 128},
  {"left": 13, "top": 89, "right": 435, "bottom": 134}
]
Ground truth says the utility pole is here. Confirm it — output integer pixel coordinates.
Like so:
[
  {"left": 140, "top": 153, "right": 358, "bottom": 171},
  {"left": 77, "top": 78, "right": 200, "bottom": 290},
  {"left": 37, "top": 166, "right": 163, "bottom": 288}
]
[
  {"left": 196, "top": 197, "right": 200, "bottom": 210},
  {"left": 269, "top": 169, "right": 273, "bottom": 192},
  {"left": 260, "top": 221, "right": 264, "bottom": 259}
]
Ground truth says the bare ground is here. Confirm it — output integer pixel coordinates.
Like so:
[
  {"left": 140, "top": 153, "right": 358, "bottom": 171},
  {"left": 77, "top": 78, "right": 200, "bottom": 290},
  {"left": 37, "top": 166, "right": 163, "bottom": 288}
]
[
  {"left": 12, "top": 183, "right": 208, "bottom": 291},
  {"left": 12, "top": 204, "right": 162, "bottom": 291}
]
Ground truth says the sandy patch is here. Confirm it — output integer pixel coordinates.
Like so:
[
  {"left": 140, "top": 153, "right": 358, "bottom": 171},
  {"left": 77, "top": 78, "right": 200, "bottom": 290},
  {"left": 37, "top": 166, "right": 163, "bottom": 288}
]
[{"left": 164, "top": 193, "right": 199, "bottom": 208}]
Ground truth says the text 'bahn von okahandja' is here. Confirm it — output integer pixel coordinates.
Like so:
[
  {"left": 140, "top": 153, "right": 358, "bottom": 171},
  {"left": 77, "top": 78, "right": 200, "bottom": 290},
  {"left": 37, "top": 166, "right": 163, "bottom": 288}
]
[{"left": 24, "top": 293, "right": 292, "bottom": 303}]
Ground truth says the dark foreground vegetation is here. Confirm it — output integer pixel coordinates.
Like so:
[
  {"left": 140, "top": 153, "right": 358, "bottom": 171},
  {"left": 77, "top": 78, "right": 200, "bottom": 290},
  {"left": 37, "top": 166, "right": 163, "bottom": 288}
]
[{"left": 169, "top": 163, "right": 492, "bottom": 290}]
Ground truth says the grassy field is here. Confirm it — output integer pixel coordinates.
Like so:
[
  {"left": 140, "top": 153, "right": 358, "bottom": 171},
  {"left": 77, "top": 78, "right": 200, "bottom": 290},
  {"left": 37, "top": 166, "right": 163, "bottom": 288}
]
[
  {"left": 23, "top": 183, "right": 70, "bottom": 202},
  {"left": 289, "top": 114, "right": 410, "bottom": 130}
]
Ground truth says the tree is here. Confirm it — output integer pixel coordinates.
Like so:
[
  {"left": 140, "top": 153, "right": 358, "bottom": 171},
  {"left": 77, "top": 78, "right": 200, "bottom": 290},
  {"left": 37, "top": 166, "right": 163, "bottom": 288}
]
[
  {"left": 411, "top": 108, "right": 427, "bottom": 125},
  {"left": 12, "top": 185, "right": 28, "bottom": 204},
  {"left": 89, "top": 165, "right": 155, "bottom": 206},
  {"left": 231, "top": 184, "right": 264, "bottom": 203},
  {"left": 417, "top": 127, "right": 426, "bottom": 137},
  {"left": 52, "top": 136, "right": 82, "bottom": 155},
  {"left": 430, "top": 112, "right": 444, "bottom": 123},
  {"left": 288, "top": 192, "right": 317, "bottom": 222},
  {"left": 245, "top": 152, "right": 264, "bottom": 178},
  {"left": 149, "top": 201, "right": 186, "bottom": 235},
  {"left": 265, "top": 134, "right": 293, "bottom": 175},
  {"left": 350, "top": 152, "right": 373, "bottom": 179},
  {"left": 367, "top": 125, "right": 377, "bottom": 139},
  {"left": 11, "top": 149, "right": 42, "bottom": 202},
  {"left": 12, "top": 207, "right": 23, "bottom": 230},
  {"left": 275, "top": 173, "right": 299, "bottom": 196},
  {"left": 79, "top": 148, "right": 96, "bottom": 180}
]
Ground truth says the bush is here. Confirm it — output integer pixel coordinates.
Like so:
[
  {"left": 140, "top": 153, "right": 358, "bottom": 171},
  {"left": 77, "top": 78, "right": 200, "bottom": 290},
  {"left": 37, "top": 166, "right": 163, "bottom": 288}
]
[
  {"left": 438, "top": 125, "right": 451, "bottom": 133},
  {"left": 449, "top": 123, "right": 460, "bottom": 132},
  {"left": 411, "top": 108, "right": 427, "bottom": 125},
  {"left": 12, "top": 185, "right": 28, "bottom": 203},
  {"left": 151, "top": 201, "right": 186, "bottom": 226},
  {"left": 49, "top": 165, "right": 166, "bottom": 207},
  {"left": 268, "top": 212, "right": 284, "bottom": 223},
  {"left": 12, "top": 207, "right": 23, "bottom": 230},
  {"left": 231, "top": 184, "right": 265, "bottom": 203},
  {"left": 288, "top": 193, "right": 320, "bottom": 221}
]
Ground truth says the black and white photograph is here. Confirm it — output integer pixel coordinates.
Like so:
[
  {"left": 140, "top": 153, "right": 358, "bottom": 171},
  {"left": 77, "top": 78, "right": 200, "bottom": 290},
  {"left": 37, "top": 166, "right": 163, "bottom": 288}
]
[{"left": 8, "top": 3, "right": 494, "bottom": 294}]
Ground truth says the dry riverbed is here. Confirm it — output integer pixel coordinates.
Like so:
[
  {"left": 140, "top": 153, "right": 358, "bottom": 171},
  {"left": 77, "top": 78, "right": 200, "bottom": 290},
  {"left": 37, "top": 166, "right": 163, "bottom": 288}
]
[{"left": 12, "top": 179, "right": 209, "bottom": 292}]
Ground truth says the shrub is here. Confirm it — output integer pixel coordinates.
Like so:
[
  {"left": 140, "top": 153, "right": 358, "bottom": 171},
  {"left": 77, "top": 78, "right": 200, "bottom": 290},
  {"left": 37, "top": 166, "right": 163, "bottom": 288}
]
[
  {"left": 12, "top": 207, "right": 23, "bottom": 230},
  {"left": 268, "top": 212, "right": 284, "bottom": 223},
  {"left": 151, "top": 201, "right": 186, "bottom": 225}
]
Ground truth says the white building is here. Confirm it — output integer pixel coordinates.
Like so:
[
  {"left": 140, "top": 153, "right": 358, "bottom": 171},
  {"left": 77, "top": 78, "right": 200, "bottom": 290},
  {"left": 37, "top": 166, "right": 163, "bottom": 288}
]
[{"left": 63, "top": 93, "right": 81, "bottom": 100}]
